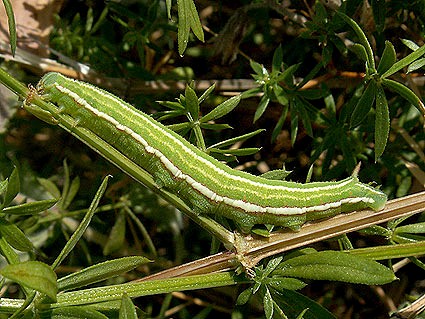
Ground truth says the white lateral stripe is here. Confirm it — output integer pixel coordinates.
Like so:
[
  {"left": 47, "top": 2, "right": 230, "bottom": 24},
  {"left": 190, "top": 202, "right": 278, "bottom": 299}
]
[
  {"left": 54, "top": 83, "right": 377, "bottom": 215},
  {"left": 61, "top": 78, "right": 384, "bottom": 195}
]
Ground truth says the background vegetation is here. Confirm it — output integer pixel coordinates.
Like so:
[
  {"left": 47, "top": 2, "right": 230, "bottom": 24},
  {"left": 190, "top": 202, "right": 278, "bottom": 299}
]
[{"left": 0, "top": 0, "right": 424, "bottom": 318}]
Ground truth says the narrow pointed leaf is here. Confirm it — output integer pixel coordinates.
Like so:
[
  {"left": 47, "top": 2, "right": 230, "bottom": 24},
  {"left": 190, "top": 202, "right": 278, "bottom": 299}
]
[
  {"left": 119, "top": 293, "right": 137, "bottom": 319},
  {"left": 395, "top": 222, "right": 425, "bottom": 234},
  {"left": 349, "top": 43, "right": 368, "bottom": 62},
  {"left": 157, "top": 100, "right": 185, "bottom": 110},
  {"left": 377, "top": 41, "right": 396, "bottom": 75},
  {"left": 381, "top": 44, "right": 425, "bottom": 78},
  {"left": 407, "top": 58, "right": 425, "bottom": 73},
  {"left": 62, "top": 176, "right": 80, "bottom": 210},
  {"left": 208, "top": 129, "right": 264, "bottom": 150},
  {"left": 210, "top": 147, "right": 260, "bottom": 156},
  {"left": 2, "top": 0, "right": 17, "bottom": 56},
  {"left": 58, "top": 256, "right": 150, "bottom": 291},
  {"left": 254, "top": 94, "right": 270, "bottom": 122},
  {"left": 263, "top": 288, "right": 273, "bottom": 319},
  {"left": 0, "top": 180, "right": 7, "bottom": 197},
  {"left": 37, "top": 177, "right": 61, "bottom": 199},
  {"left": 350, "top": 81, "right": 377, "bottom": 128},
  {"left": 177, "top": 0, "right": 190, "bottom": 56},
  {"left": 271, "top": 105, "right": 288, "bottom": 142},
  {"left": 270, "top": 289, "right": 336, "bottom": 319},
  {"left": 0, "top": 217, "right": 34, "bottom": 252},
  {"left": 268, "top": 278, "right": 306, "bottom": 291},
  {"left": 198, "top": 83, "right": 216, "bottom": 104},
  {"left": 2, "top": 198, "right": 57, "bottom": 215},
  {"left": 337, "top": 12, "right": 375, "bottom": 69},
  {"left": 184, "top": 85, "right": 199, "bottom": 120},
  {"left": 290, "top": 112, "right": 298, "bottom": 146},
  {"left": 49, "top": 306, "right": 108, "bottom": 319},
  {"left": 1, "top": 261, "right": 57, "bottom": 301},
  {"left": 275, "top": 251, "right": 396, "bottom": 284},
  {"left": 272, "top": 45, "right": 283, "bottom": 73},
  {"left": 177, "top": 0, "right": 204, "bottom": 55},
  {"left": 382, "top": 78, "right": 425, "bottom": 115},
  {"left": 374, "top": 84, "right": 390, "bottom": 160},
  {"left": 103, "top": 209, "right": 126, "bottom": 256},
  {"left": 3, "top": 166, "right": 19, "bottom": 208},
  {"left": 236, "top": 287, "right": 252, "bottom": 305},
  {"left": 52, "top": 176, "right": 110, "bottom": 269},
  {"left": 250, "top": 60, "right": 266, "bottom": 76},
  {"left": 401, "top": 39, "right": 420, "bottom": 51},
  {"left": 201, "top": 95, "right": 241, "bottom": 122}
]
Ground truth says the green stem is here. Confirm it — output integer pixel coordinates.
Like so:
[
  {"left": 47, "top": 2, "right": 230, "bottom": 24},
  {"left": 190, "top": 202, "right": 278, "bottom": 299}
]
[
  {"left": 50, "top": 272, "right": 244, "bottom": 308},
  {"left": 346, "top": 241, "right": 425, "bottom": 260}
]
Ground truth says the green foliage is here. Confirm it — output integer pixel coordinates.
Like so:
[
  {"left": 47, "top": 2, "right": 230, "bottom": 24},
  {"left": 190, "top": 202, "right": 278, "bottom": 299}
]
[
  {"left": 157, "top": 83, "right": 263, "bottom": 161},
  {"left": 176, "top": 0, "right": 204, "bottom": 55}
]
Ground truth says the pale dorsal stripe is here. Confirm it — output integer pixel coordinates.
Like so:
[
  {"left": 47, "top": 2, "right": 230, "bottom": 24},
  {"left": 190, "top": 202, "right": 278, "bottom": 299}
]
[{"left": 53, "top": 83, "right": 377, "bottom": 215}]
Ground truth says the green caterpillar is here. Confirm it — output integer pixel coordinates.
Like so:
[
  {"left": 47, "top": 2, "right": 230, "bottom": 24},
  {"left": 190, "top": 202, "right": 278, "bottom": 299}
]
[{"left": 28, "top": 72, "right": 387, "bottom": 232}]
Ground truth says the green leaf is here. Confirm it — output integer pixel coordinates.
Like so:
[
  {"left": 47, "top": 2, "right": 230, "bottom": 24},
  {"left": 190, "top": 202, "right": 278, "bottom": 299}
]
[
  {"left": 2, "top": 0, "right": 17, "bottom": 56},
  {"left": 2, "top": 198, "right": 57, "bottom": 215},
  {"left": 62, "top": 176, "right": 80, "bottom": 210},
  {"left": 395, "top": 222, "right": 425, "bottom": 235},
  {"left": 401, "top": 39, "right": 420, "bottom": 51},
  {"left": 184, "top": 85, "right": 199, "bottom": 120},
  {"left": 374, "top": 84, "right": 390, "bottom": 160},
  {"left": 272, "top": 84, "right": 288, "bottom": 105},
  {"left": 200, "top": 123, "right": 232, "bottom": 131},
  {"left": 236, "top": 287, "right": 252, "bottom": 305},
  {"left": 166, "top": 0, "right": 172, "bottom": 20},
  {"left": 103, "top": 209, "right": 127, "bottom": 255},
  {"left": 263, "top": 288, "right": 274, "bottom": 319},
  {"left": 350, "top": 81, "right": 377, "bottom": 128},
  {"left": 254, "top": 94, "right": 270, "bottom": 122},
  {"left": 177, "top": 0, "right": 204, "bottom": 56},
  {"left": 207, "top": 129, "right": 264, "bottom": 150},
  {"left": 377, "top": 41, "right": 396, "bottom": 75},
  {"left": 382, "top": 78, "right": 425, "bottom": 115},
  {"left": 210, "top": 147, "right": 260, "bottom": 156},
  {"left": 381, "top": 44, "right": 425, "bottom": 78},
  {"left": 198, "top": 83, "right": 216, "bottom": 104},
  {"left": 271, "top": 105, "right": 288, "bottom": 142},
  {"left": 48, "top": 306, "right": 108, "bottom": 319},
  {"left": 349, "top": 43, "right": 368, "bottom": 63},
  {"left": 268, "top": 278, "right": 306, "bottom": 291},
  {"left": 290, "top": 112, "right": 298, "bottom": 146},
  {"left": 260, "top": 169, "right": 292, "bottom": 181},
  {"left": 337, "top": 12, "right": 375, "bottom": 70},
  {"left": 275, "top": 251, "right": 396, "bottom": 285},
  {"left": 57, "top": 256, "right": 150, "bottom": 291},
  {"left": 1, "top": 261, "right": 57, "bottom": 301},
  {"left": 250, "top": 60, "right": 267, "bottom": 77},
  {"left": 52, "top": 176, "right": 110, "bottom": 270},
  {"left": 3, "top": 166, "right": 19, "bottom": 208},
  {"left": 272, "top": 45, "right": 283, "bottom": 73},
  {"left": 407, "top": 57, "right": 425, "bottom": 73},
  {"left": 0, "top": 180, "right": 7, "bottom": 197},
  {"left": 157, "top": 100, "right": 185, "bottom": 110},
  {"left": 37, "top": 177, "right": 61, "bottom": 199},
  {"left": 295, "top": 99, "right": 313, "bottom": 137},
  {"left": 0, "top": 217, "right": 34, "bottom": 252},
  {"left": 119, "top": 293, "right": 137, "bottom": 319},
  {"left": 270, "top": 288, "right": 336, "bottom": 319},
  {"left": 201, "top": 95, "right": 241, "bottom": 122}
]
